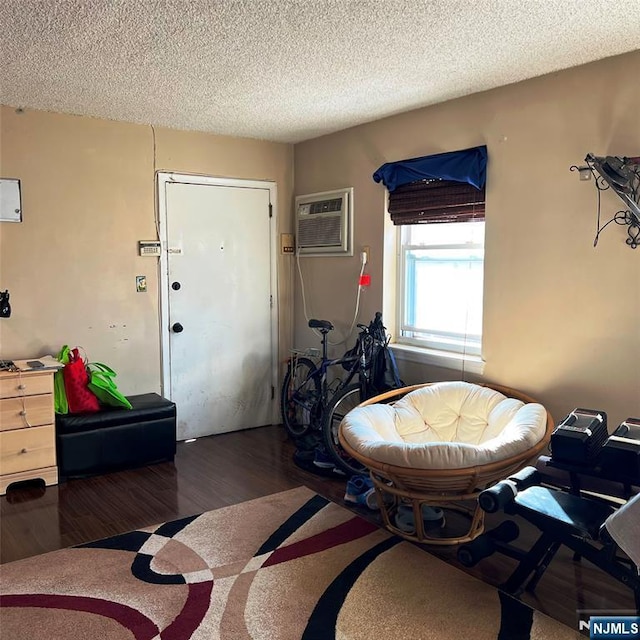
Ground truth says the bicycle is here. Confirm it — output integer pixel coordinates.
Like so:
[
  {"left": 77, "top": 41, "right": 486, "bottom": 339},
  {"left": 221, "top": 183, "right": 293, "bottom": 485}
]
[{"left": 281, "top": 313, "right": 396, "bottom": 475}]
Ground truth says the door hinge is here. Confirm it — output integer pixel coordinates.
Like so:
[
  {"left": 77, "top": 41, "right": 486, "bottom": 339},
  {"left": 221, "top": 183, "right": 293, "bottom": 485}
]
[
  {"left": 270, "top": 294, "right": 273, "bottom": 308},
  {"left": 271, "top": 386, "right": 275, "bottom": 400},
  {"left": 268, "top": 203, "right": 273, "bottom": 218}
]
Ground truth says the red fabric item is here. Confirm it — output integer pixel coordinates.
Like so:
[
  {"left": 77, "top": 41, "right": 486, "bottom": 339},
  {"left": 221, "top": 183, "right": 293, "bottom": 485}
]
[{"left": 63, "top": 348, "right": 100, "bottom": 413}]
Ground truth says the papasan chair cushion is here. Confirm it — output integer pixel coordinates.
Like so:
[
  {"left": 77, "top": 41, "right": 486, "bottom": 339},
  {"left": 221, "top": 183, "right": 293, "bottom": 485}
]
[{"left": 341, "top": 381, "right": 548, "bottom": 470}]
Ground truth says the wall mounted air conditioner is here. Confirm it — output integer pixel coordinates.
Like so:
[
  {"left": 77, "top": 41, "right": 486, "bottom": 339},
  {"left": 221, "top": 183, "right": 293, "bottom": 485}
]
[{"left": 295, "top": 188, "right": 353, "bottom": 256}]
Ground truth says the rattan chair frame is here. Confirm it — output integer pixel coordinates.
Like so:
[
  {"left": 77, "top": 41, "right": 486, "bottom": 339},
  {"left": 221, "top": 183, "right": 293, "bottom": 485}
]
[{"left": 338, "top": 382, "right": 555, "bottom": 545}]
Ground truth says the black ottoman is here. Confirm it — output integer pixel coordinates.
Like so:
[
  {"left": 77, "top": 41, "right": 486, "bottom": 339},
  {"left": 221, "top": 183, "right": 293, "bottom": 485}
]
[{"left": 56, "top": 393, "right": 177, "bottom": 479}]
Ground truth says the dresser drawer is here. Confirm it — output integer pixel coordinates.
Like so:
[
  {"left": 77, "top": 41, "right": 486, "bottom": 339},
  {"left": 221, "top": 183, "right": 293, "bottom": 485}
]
[
  {"left": 0, "top": 394, "right": 55, "bottom": 431},
  {"left": 0, "top": 373, "right": 53, "bottom": 399},
  {"left": 0, "top": 425, "right": 56, "bottom": 475}
]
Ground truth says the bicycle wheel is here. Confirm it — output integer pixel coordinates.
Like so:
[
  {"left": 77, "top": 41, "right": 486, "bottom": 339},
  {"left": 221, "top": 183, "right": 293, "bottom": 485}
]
[
  {"left": 322, "top": 384, "right": 368, "bottom": 475},
  {"left": 280, "top": 357, "right": 320, "bottom": 438}
]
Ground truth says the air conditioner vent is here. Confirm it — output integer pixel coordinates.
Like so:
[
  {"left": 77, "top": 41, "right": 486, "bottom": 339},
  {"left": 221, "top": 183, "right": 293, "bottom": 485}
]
[{"left": 298, "top": 215, "right": 342, "bottom": 247}]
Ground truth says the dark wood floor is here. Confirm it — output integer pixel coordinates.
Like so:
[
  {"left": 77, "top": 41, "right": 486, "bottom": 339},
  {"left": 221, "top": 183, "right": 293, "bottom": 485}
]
[{"left": 1, "top": 425, "right": 635, "bottom": 632}]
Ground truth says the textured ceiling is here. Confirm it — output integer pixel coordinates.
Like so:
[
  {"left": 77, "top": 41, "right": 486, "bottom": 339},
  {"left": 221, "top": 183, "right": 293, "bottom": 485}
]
[{"left": 1, "top": 1, "right": 639, "bottom": 143}]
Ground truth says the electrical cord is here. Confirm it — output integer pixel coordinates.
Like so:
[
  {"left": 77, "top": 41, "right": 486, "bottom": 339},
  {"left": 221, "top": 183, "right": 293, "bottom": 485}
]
[
  {"left": 296, "top": 250, "right": 313, "bottom": 331},
  {"left": 460, "top": 256, "right": 473, "bottom": 383},
  {"left": 150, "top": 124, "right": 165, "bottom": 376},
  {"left": 151, "top": 124, "right": 160, "bottom": 242},
  {"left": 345, "top": 256, "right": 367, "bottom": 343},
  {"left": 296, "top": 250, "right": 367, "bottom": 347},
  {"left": 460, "top": 209, "right": 482, "bottom": 382}
]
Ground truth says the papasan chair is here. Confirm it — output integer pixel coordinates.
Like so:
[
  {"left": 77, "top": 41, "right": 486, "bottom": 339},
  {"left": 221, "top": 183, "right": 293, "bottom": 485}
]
[{"left": 338, "top": 381, "right": 554, "bottom": 545}]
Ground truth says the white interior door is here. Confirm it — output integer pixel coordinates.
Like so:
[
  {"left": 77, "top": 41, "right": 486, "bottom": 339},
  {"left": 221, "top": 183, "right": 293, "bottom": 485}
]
[{"left": 160, "top": 177, "right": 276, "bottom": 440}]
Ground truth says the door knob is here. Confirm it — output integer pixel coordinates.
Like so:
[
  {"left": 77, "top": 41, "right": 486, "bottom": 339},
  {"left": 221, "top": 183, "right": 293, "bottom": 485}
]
[
  {"left": 172, "top": 282, "right": 181, "bottom": 290},
  {"left": 172, "top": 322, "right": 184, "bottom": 333}
]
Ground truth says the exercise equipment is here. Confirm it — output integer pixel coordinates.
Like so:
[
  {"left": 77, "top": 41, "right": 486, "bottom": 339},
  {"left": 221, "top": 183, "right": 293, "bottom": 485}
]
[{"left": 457, "top": 465, "right": 640, "bottom": 610}]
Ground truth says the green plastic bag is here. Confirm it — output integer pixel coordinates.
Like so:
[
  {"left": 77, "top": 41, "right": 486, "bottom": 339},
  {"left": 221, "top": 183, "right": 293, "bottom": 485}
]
[
  {"left": 53, "top": 345, "right": 71, "bottom": 414},
  {"left": 87, "top": 362, "right": 132, "bottom": 409}
]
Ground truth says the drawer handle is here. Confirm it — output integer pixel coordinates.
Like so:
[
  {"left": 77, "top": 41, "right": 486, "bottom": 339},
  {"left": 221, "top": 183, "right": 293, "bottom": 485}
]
[
  {"left": 20, "top": 448, "right": 28, "bottom": 454},
  {"left": 17, "top": 384, "right": 26, "bottom": 390},
  {"left": 19, "top": 410, "right": 27, "bottom": 416}
]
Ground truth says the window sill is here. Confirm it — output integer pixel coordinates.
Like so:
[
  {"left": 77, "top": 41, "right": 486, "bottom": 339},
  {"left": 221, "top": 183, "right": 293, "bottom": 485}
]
[{"left": 390, "top": 343, "right": 485, "bottom": 376}]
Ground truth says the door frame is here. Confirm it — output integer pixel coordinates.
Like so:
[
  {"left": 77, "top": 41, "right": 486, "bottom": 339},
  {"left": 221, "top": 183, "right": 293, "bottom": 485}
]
[{"left": 157, "top": 172, "right": 279, "bottom": 425}]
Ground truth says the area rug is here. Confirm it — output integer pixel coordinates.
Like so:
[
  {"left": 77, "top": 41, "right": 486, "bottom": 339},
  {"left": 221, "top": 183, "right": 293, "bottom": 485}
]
[{"left": 0, "top": 486, "right": 580, "bottom": 639}]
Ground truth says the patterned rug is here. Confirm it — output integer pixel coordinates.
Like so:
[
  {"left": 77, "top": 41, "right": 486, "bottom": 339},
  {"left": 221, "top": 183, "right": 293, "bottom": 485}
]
[{"left": 0, "top": 486, "right": 580, "bottom": 639}]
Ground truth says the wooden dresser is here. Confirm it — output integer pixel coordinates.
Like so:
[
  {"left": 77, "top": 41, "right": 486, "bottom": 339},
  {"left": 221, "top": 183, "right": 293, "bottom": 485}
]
[{"left": 0, "top": 368, "right": 58, "bottom": 494}]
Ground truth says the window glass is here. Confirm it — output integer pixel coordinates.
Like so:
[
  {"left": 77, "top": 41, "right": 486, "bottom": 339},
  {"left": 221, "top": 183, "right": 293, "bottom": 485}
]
[
  {"left": 404, "top": 220, "right": 485, "bottom": 245},
  {"left": 399, "top": 221, "right": 485, "bottom": 356}
]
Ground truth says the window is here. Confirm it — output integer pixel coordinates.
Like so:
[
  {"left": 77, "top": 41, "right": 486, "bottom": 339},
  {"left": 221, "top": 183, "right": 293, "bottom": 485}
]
[
  {"left": 398, "top": 220, "right": 485, "bottom": 356},
  {"left": 374, "top": 145, "right": 488, "bottom": 367},
  {"left": 388, "top": 175, "right": 486, "bottom": 361}
]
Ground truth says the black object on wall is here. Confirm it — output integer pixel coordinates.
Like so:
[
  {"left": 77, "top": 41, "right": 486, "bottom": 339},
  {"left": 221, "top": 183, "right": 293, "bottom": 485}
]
[{"left": 0, "top": 290, "right": 10, "bottom": 318}]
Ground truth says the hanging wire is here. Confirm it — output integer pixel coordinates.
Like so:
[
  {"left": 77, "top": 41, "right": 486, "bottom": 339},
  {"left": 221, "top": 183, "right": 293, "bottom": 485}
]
[
  {"left": 295, "top": 250, "right": 365, "bottom": 347},
  {"left": 460, "top": 202, "right": 482, "bottom": 383},
  {"left": 151, "top": 124, "right": 160, "bottom": 241},
  {"left": 460, "top": 278, "right": 469, "bottom": 383}
]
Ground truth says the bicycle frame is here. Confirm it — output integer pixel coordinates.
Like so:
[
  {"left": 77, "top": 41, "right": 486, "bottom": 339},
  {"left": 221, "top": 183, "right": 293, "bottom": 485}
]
[
  {"left": 282, "top": 312, "right": 400, "bottom": 474},
  {"left": 287, "top": 324, "right": 377, "bottom": 431}
]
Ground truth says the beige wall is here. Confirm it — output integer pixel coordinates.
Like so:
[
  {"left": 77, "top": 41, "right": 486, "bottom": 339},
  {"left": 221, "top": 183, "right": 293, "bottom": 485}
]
[
  {"left": 293, "top": 51, "right": 640, "bottom": 428},
  {"left": 1, "top": 52, "right": 638, "bottom": 427},
  {"left": 0, "top": 107, "right": 294, "bottom": 395}
]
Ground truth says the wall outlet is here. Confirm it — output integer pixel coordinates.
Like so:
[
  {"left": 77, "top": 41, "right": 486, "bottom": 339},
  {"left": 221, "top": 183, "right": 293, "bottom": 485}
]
[{"left": 281, "top": 233, "right": 295, "bottom": 254}]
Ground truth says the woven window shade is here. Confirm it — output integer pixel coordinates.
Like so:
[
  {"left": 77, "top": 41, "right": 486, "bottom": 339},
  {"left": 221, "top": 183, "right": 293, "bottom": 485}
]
[{"left": 388, "top": 179, "right": 485, "bottom": 225}]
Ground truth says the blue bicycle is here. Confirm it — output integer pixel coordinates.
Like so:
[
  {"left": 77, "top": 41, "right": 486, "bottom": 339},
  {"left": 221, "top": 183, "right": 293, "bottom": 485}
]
[{"left": 281, "top": 313, "right": 399, "bottom": 474}]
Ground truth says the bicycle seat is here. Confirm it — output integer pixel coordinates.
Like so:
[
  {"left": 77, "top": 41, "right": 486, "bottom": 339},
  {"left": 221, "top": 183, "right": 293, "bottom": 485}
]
[{"left": 308, "top": 319, "right": 333, "bottom": 331}]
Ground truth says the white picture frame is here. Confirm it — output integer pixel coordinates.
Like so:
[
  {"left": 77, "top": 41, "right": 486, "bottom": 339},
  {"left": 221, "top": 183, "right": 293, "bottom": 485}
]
[{"left": 0, "top": 178, "right": 22, "bottom": 222}]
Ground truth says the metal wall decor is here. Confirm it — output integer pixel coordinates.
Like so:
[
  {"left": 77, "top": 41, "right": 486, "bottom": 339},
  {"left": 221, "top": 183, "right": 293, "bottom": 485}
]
[{"left": 570, "top": 154, "right": 640, "bottom": 249}]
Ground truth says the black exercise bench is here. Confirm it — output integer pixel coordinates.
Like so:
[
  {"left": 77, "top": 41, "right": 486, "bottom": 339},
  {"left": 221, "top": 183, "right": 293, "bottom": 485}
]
[{"left": 457, "top": 466, "right": 640, "bottom": 611}]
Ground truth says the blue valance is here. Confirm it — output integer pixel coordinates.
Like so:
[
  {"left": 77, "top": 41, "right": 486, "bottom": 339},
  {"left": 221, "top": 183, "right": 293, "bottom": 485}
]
[{"left": 372, "top": 145, "right": 487, "bottom": 192}]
